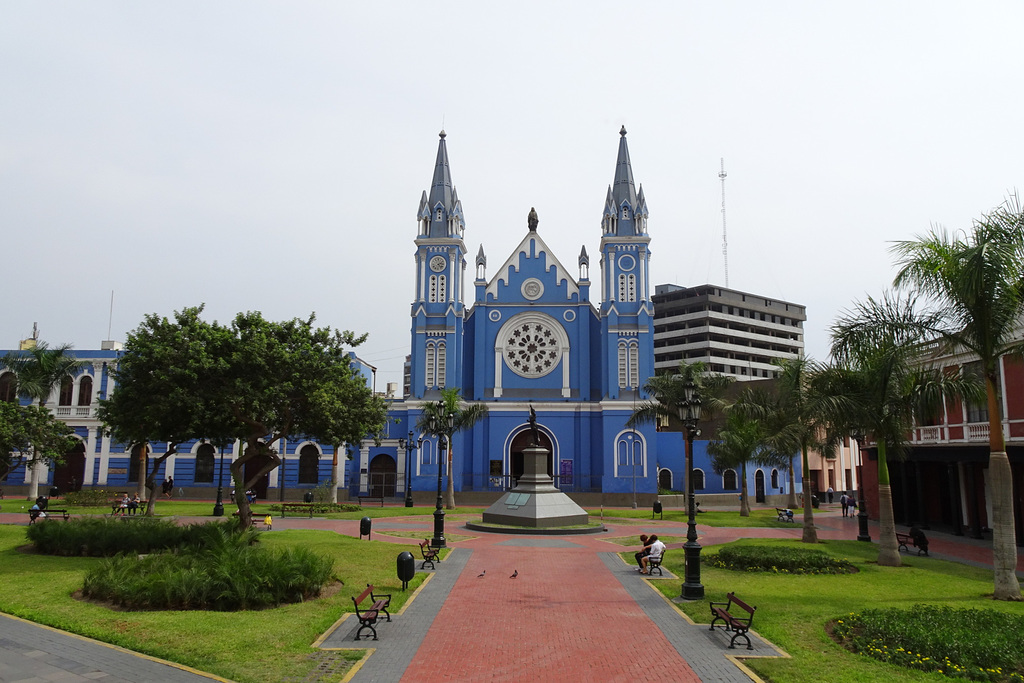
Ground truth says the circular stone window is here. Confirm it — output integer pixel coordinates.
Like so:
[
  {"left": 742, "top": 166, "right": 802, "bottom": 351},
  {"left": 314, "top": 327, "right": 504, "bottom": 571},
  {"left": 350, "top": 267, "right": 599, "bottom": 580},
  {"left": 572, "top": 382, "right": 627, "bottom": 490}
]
[
  {"left": 521, "top": 278, "right": 544, "bottom": 301},
  {"left": 504, "top": 318, "right": 562, "bottom": 378},
  {"left": 489, "top": 310, "right": 502, "bottom": 322},
  {"left": 618, "top": 254, "right": 636, "bottom": 271}
]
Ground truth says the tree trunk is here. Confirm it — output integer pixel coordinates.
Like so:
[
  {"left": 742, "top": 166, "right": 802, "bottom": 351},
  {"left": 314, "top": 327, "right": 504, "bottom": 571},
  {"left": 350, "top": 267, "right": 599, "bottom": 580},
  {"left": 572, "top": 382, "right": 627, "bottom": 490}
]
[
  {"left": 740, "top": 462, "right": 750, "bottom": 517},
  {"left": 800, "top": 444, "right": 818, "bottom": 543},
  {"left": 786, "top": 456, "right": 799, "bottom": 509},
  {"left": 875, "top": 442, "right": 901, "bottom": 566},
  {"left": 136, "top": 449, "right": 148, "bottom": 500},
  {"left": 26, "top": 460, "right": 40, "bottom": 500},
  {"left": 989, "top": 451, "right": 1022, "bottom": 600}
]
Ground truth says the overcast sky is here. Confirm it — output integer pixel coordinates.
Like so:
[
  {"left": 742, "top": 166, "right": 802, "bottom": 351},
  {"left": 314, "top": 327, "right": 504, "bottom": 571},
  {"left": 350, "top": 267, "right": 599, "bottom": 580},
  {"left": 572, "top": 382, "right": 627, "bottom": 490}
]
[{"left": 2, "top": 2, "right": 1022, "bottom": 389}]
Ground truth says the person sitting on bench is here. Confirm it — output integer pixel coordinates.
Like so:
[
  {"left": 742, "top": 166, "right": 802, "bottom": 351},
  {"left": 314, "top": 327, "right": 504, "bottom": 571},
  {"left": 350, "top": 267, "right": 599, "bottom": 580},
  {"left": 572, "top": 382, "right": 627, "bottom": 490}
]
[{"left": 640, "top": 535, "right": 665, "bottom": 575}]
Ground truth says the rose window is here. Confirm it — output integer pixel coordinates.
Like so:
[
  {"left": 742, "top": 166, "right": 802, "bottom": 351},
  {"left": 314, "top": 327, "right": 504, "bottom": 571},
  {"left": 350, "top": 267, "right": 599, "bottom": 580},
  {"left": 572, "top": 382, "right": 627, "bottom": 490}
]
[{"left": 505, "top": 321, "right": 561, "bottom": 377}]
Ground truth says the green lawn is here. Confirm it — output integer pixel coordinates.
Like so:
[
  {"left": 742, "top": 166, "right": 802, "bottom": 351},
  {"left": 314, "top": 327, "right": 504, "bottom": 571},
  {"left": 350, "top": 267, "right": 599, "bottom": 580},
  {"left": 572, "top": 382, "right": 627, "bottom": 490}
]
[
  {"left": 635, "top": 537, "right": 1024, "bottom": 683},
  {"left": 0, "top": 524, "right": 438, "bottom": 682},
  {"left": 592, "top": 506, "right": 798, "bottom": 528}
]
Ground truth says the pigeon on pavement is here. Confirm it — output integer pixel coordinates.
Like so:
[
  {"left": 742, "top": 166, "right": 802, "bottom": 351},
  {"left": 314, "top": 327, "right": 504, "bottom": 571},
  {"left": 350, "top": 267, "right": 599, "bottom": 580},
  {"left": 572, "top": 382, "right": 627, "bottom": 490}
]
[
  {"left": 510, "top": 570, "right": 518, "bottom": 578},
  {"left": 477, "top": 570, "right": 486, "bottom": 577}
]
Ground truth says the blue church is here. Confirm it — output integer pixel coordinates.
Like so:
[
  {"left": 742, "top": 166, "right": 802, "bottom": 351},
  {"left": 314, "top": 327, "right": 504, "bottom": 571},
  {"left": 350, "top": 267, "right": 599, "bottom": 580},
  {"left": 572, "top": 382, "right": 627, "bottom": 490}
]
[
  {"left": 353, "top": 127, "right": 665, "bottom": 502},
  {"left": 1, "top": 128, "right": 801, "bottom": 506}
]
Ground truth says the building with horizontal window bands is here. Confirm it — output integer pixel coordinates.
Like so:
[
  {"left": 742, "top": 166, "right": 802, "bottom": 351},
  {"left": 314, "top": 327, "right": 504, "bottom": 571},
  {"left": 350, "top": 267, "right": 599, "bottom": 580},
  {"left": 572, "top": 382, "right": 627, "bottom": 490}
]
[{"left": 652, "top": 284, "right": 806, "bottom": 382}]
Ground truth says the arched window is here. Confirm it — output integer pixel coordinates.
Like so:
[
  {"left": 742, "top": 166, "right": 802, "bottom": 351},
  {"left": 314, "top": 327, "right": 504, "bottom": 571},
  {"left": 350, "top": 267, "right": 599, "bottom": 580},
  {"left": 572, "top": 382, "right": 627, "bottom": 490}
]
[
  {"left": 437, "top": 275, "right": 446, "bottom": 302},
  {"left": 692, "top": 468, "right": 706, "bottom": 491},
  {"left": 622, "top": 207, "right": 629, "bottom": 220},
  {"left": 429, "top": 275, "right": 438, "bottom": 302},
  {"left": 0, "top": 372, "right": 16, "bottom": 403},
  {"left": 618, "top": 274, "right": 627, "bottom": 301},
  {"left": 617, "top": 341, "right": 640, "bottom": 389},
  {"left": 626, "top": 274, "right": 636, "bottom": 302},
  {"left": 723, "top": 469, "right": 738, "bottom": 490},
  {"left": 420, "top": 439, "right": 434, "bottom": 465},
  {"left": 58, "top": 376, "right": 73, "bottom": 406},
  {"left": 195, "top": 443, "right": 215, "bottom": 483},
  {"left": 436, "top": 341, "right": 446, "bottom": 389},
  {"left": 425, "top": 341, "right": 436, "bottom": 388},
  {"left": 771, "top": 469, "right": 779, "bottom": 489},
  {"left": 78, "top": 376, "right": 93, "bottom": 406},
  {"left": 298, "top": 444, "right": 320, "bottom": 484},
  {"left": 436, "top": 208, "right": 443, "bottom": 221}
]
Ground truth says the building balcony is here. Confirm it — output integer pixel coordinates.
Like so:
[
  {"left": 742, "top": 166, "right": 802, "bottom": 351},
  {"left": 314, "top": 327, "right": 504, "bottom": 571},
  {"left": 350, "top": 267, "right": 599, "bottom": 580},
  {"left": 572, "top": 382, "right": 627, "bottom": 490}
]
[{"left": 53, "top": 405, "right": 95, "bottom": 419}]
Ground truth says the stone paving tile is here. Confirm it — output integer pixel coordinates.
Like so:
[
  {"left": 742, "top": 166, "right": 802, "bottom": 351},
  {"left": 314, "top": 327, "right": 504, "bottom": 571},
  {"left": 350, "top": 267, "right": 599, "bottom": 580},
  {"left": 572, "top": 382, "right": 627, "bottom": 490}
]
[
  {"left": 0, "top": 614, "right": 222, "bottom": 683},
  {"left": 322, "top": 550, "right": 468, "bottom": 682}
]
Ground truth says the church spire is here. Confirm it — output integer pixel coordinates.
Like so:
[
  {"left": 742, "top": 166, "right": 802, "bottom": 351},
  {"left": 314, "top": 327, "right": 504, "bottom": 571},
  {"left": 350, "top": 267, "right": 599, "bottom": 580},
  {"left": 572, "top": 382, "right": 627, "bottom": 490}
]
[
  {"left": 418, "top": 130, "right": 465, "bottom": 238},
  {"left": 602, "top": 126, "right": 648, "bottom": 237},
  {"left": 611, "top": 125, "right": 638, "bottom": 208}
]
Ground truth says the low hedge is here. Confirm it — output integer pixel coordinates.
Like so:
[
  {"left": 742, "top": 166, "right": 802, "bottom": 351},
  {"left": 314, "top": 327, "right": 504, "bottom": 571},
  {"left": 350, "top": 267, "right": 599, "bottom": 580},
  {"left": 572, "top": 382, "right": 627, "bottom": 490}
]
[
  {"left": 82, "top": 532, "right": 333, "bottom": 610},
  {"left": 26, "top": 517, "right": 257, "bottom": 556},
  {"left": 705, "top": 543, "right": 856, "bottom": 574},
  {"left": 833, "top": 605, "right": 1024, "bottom": 682}
]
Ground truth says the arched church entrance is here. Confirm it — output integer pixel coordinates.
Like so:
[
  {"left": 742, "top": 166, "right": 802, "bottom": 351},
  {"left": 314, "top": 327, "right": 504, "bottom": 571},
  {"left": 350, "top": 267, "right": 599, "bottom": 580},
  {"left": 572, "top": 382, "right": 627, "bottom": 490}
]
[
  {"left": 53, "top": 441, "right": 85, "bottom": 493},
  {"left": 510, "top": 429, "right": 553, "bottom": 485},
  {"left": 368, "top": 453, "right": 396, "bottom": 498},
  {"left": 755, "top": 470, "right": 766, "bottom": 503},
  {"left": 658, "top": 468, "right": 673, "bottom": 493}
]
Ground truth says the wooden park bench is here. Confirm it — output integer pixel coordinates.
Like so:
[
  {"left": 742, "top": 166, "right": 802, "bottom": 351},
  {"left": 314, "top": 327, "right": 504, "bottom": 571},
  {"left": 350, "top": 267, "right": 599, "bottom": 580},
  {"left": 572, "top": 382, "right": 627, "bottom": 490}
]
[
  {"left": 280, "top": 503, "right": 315, "bottom": 518},
  {"left": 419, "top": 539, "right": 440, "bottom": 570},
  {"left": 709, "top": 592, "right": 757, "bottom": 650},
  {"left": 357, "top": 495, "right": 384, "bottom": 508},
  {"left": 29, "top": 508, "right": 70, "bottom": 523},
  {"left": 351, "top": 584, "right": 392, "bottom": 641},
  {"left": 646, "top": 548, "right": 666, "bottom": 576},
  {"left": 896, "top": 530, "right": 929, "bottom": 556}
]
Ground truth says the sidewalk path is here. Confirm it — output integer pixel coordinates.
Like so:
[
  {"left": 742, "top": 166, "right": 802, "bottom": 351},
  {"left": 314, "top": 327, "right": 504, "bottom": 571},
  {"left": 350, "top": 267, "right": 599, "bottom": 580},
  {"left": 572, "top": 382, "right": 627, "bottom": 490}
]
[{"left": 0, "top": 612, "right": 225, "bottom": 683}]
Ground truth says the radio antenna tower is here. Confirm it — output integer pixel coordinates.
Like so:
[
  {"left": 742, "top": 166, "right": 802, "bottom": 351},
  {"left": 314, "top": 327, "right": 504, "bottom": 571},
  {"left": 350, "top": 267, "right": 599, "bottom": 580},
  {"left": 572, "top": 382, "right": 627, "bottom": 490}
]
[{"left": 719, "top": 158, "right": 729, "bottom": 287}]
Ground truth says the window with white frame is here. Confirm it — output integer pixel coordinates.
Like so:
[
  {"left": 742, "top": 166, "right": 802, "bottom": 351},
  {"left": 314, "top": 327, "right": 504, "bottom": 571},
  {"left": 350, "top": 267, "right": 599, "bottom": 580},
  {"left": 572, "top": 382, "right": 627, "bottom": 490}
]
[
  {"left": 425, "top": 341, "right": 436, "bottom": 388},
  {"left": 723, "top": 469, "right": 738, "bottom": 490},
  {"left": 436, "top": 341, "right": 446, "bottom": 388},
  {"left": 692, "top": 468, "right": 706, "bottom": 490},
  {"left": 617, "top": 340, "right": 639, "bottom": 388}
]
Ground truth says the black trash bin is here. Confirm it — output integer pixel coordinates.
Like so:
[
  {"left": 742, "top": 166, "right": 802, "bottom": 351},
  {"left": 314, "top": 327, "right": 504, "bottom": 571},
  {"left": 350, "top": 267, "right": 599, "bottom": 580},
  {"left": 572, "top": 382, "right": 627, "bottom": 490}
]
[
  {"left": 397, "top": 551, "right": 415, "bottom": 589},
  {"left": 303, "top": 491, "right": 314, "bottom": 503},
  {"left": 49, "top": 486, "right": 59, "bottom": 498},
  {"left": 652, "top": 500, "right": 663, "bottom": 519},
  {"left": 360, "top": 516, "right": 372, "bottom": 540}
]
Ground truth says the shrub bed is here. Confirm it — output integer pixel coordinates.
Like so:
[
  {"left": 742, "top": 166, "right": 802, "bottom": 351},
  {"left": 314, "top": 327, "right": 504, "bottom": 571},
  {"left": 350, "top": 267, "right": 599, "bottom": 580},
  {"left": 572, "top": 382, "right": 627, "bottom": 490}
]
[
  {"left": 62, "top": 488, "right": 114, "bottom": 507},
  {"left": 271, "top": 502, "right": 361, "bottom": 514},
  {"left": 82, "top": 532, "right": 333, "bottom": 610},
  {"left": 705, "top": 543, "right": 856, "bottom": 574},
  {"left": 833, "top": 605, "right": 1024, "bottom": 682},
  {"left": 27, "top": 517, "right": 256, "bottom": 556}
]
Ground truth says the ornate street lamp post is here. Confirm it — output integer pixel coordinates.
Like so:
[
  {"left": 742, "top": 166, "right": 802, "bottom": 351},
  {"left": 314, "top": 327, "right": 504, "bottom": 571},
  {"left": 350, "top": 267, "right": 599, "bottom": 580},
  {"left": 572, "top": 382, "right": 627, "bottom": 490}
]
[
  {"left": 852, "top": 430, "right": 871, "bottom": 542},
  {"left": 429, "top": 401, "right": 455, "bottom": 548},
  {"left": 213, "top": 444, "right": 228, "bottom": 517},
  {"left": 677, "top": 379, "right": 704, "bottom": 600},
  {"left": 398, "top": 431, "right": 422, "bottom": 508}
]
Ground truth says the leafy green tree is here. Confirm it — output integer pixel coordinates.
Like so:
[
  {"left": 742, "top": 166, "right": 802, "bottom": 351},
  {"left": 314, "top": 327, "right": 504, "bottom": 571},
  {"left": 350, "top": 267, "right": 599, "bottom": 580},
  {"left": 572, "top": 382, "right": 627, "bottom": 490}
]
[
  {"left": 1, "top": 342, "right": 86, "bottom": 497},
  {"left": 97, "top": 308, "right": 223, "bottom": 515},
  {"left": 706, "top": 409, "right": 767, "bottom": 517},
  {"left": 417, "top": 387, "right": 488, "bottom": 509},
  {"left": 891, "top": 195, "right": 1024, "bottom": 599},
  {"left": 99, "top": 306, "right": 390, "bottom": 527},
  {"left": 829, "top": 293, "right": 981, "bottom": 566},
  {"left": 0, "top": 402, "right": 77, "bottom": 487}
]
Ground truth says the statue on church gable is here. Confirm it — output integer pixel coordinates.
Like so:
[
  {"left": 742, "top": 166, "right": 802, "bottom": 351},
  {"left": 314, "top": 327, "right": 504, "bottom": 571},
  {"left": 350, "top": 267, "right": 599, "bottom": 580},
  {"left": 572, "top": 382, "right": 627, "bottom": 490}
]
[{"left": 528, "top": 207, "right": 539, "bottom": 231}]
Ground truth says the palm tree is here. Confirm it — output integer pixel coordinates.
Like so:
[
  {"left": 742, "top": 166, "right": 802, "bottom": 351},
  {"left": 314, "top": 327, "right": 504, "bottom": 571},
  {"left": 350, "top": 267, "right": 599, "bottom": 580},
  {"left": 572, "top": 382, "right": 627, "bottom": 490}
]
[
  {"left": 740, "top": 357, "right": 840, "bottom": 543},
  {"left": 417, "top": 388, "right": 488, "bottom": 509},
  {"left": 829, "top": 293, "right": 981, "bottom": 566},
  {"left": 626, "top": 361, "right": 732, "bottom": 497},
  {"left": 1, "top": 342, "right": 86, "bottom": 498},
  {"left": 890, "top": 194, "right": 1024, "bottom": 599},
  {"left": 706, "top": 409, "right": 766, "bottom": 517}
]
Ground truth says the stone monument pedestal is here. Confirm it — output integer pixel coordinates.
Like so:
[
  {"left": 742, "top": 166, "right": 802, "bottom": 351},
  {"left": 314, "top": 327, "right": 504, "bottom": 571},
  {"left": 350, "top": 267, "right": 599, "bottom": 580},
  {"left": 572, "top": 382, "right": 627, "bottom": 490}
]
[{"left": 482, "top": 444, "right": 588, "bottom": 528}]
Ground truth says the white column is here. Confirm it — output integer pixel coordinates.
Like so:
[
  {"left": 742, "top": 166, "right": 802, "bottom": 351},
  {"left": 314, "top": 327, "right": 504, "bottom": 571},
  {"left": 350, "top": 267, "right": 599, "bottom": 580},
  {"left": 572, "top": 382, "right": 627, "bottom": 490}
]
[{"left": 84, "top": 428, "right": 98, "bottom": 485}]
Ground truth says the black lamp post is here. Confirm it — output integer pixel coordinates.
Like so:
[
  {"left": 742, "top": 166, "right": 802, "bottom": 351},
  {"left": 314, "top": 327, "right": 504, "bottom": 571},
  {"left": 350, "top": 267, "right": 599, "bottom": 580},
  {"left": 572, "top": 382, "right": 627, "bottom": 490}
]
[
  {"left": 213, "top": 444, "right": 228, "bottom": 517},
  {"left": 852, "top": 430, "right": 871, "bottom": 542},
  {"left": 398, "top": 431, "right": 422, "bottom": 508},
  {"left": 677, "top": 379, "right": 704, "bottom": 600},
  {"left": 429, "top": 401, "right": 455, "bottom": 548}
]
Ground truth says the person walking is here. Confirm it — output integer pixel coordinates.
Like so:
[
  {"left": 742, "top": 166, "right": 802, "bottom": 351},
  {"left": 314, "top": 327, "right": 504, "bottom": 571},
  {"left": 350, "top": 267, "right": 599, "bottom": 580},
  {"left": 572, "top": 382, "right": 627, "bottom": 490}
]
[{"left": 839, "top": 492, "right": 849, "bottom": 517}]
